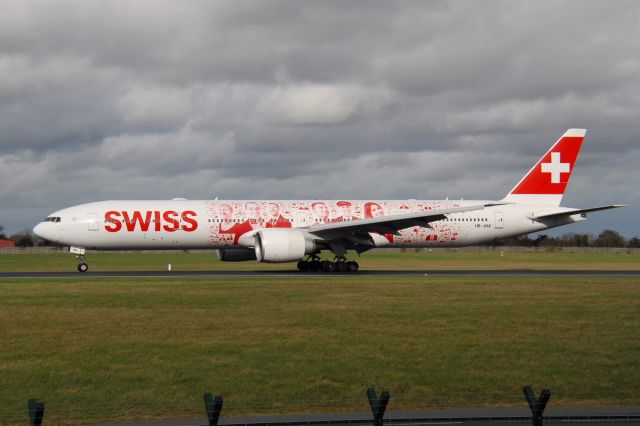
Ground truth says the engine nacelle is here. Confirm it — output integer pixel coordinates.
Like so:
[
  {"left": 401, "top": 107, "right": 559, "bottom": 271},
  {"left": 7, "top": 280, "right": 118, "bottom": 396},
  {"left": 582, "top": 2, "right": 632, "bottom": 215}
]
[
  {"left": 254, "top": 229, "right": 316, "bottom": 263},
  {"left": 216, "top": 248, "right": 257, "bottom": 262}
]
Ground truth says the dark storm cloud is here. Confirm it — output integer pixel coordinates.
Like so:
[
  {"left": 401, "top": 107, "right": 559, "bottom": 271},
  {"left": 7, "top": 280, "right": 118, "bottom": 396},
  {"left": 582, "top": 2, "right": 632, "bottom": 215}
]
[{"left": 0, "top": 0, "right": 637, "bottom": 236}]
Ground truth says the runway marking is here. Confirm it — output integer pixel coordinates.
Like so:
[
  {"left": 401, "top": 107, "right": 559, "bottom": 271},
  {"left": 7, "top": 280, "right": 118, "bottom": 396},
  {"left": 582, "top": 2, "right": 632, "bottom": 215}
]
[
  {"left": 389, "top": 422, "right": 464, "bottom": 425},
  {"left": 1, "top": 270, "right": 640, "bottom": 279},
  {"left": 560, "top": 420, "right": 640, "bottom": 423}
]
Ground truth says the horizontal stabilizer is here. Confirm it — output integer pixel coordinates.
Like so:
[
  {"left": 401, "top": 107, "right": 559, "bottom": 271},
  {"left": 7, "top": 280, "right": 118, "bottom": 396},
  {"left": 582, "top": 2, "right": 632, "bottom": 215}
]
[{"left": 529, "top": 204, "right": 626, "bottom": 220}]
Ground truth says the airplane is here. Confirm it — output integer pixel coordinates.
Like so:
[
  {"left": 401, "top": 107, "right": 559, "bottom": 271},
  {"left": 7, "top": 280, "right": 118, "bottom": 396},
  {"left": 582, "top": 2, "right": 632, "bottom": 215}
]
[{"left": 33, "top": 129, "right": 624, "bottom": 273}]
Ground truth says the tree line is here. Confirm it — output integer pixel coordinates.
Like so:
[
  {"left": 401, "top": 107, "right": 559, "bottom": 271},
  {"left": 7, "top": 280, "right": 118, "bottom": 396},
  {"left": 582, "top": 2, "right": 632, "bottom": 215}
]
[
  {"left": 0, "top": 225, "right": 42, "bottom": 247},
  {"left": 498, "top": 229, "right": 640, "bottom": 248}
]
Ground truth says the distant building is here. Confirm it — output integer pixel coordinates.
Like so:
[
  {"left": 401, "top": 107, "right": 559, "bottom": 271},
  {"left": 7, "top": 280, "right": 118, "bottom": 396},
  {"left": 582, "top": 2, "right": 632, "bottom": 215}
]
[{"left": 0, "top": 239, "right": 16, "bottom": 247}]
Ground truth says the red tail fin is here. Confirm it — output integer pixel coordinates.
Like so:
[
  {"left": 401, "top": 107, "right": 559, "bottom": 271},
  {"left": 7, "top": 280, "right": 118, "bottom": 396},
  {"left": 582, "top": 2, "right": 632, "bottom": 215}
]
[{"left": 504, "top": 129, "right": 586, "bottom": 206}]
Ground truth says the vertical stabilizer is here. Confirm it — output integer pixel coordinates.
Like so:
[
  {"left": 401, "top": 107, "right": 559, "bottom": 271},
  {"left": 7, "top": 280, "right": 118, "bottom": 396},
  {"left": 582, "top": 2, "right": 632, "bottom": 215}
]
[{"left": 503, "top": 129, "right": 586, "bottom": 206}]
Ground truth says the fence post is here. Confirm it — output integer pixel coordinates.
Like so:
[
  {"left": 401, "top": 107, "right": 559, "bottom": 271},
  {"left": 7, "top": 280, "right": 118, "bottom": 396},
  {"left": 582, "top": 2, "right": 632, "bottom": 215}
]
[
  {"left": 523, "top": 385, "right": 551, "bottom": 426},
  {"left": 203, "top": 392, "right": 224, "bottom": 426},
  {"left": 27, "top": 399, "right": 45, "bottom": 426},
  {"left": 367, "top": 387, "right": 390, "bottom": 426}
]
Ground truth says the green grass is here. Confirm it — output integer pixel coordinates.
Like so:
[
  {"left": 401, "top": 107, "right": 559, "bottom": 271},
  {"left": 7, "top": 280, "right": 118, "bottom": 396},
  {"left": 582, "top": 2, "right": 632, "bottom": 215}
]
[
  {"left": 0, "top": 276, "right": 638, "bottom": 425},
  {"left": 0, "top": 249, "right": 639, "bottom": 272}
]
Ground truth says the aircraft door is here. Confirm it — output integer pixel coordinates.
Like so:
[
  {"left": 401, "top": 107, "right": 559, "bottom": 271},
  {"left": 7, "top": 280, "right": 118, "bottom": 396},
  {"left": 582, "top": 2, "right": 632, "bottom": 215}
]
[
  {"left": 88, "top": 213, "right": 99, "bottom": 231},
  {"left": 494, "top": 212, "right": 504, "bottom": 229}
]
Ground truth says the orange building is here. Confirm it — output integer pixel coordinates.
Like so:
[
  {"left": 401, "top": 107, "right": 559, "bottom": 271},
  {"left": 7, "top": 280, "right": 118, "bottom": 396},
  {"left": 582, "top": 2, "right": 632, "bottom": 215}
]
[{"left": 0, "top": 240, "right": 16, "bottom": 247}]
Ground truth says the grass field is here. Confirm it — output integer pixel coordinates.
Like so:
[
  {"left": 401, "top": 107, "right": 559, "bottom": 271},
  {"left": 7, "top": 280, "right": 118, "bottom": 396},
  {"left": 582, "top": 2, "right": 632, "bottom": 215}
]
[
  {"left": 0, "top": 249, "right": 639, "bottom": 272},
  {"left": 0, "top": 274, "right": 639, "bottom": 425}
]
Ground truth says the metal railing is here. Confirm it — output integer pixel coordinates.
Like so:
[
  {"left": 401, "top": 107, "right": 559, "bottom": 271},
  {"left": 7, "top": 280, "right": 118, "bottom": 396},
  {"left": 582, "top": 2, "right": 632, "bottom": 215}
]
[{"left": 24, "top": 386, "right": 640, "bottom": 426}]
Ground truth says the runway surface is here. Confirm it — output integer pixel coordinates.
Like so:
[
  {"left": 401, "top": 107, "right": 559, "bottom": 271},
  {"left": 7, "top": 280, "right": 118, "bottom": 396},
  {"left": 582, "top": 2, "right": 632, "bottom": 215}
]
[
  {"left": 85, "top": 406, "right": 640, "bottom": 426},
  {"left": 1, "top": 269, "right": 640, "bottom": 279}
]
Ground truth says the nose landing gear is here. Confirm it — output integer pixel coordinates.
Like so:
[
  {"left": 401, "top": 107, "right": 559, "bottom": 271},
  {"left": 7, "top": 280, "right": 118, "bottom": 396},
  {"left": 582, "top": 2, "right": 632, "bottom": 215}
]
[
  {"left": 76, "top": 255, "right": 88, "bottom": 273},
  {"left": 70, "top": 247, "right": 89, "bottom": 273}
]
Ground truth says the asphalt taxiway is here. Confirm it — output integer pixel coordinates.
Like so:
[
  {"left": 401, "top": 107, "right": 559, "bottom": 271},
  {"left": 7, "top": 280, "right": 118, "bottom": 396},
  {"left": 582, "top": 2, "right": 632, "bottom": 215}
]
[
  {"left": 84, "top": 406, "right": 640, "bottom": 426},
  {"left": 1, "top": 269, "right": 640, "bottom": 279}
]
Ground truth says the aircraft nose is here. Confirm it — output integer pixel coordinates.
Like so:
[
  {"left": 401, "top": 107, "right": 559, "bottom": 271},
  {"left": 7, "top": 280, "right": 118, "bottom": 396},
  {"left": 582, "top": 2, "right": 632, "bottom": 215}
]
[
  {"left": 33, "top": 222, "right": 44, "bottom": 238},
  {"left": 33, "top": 222, "right": 55, "bottom": 242}
]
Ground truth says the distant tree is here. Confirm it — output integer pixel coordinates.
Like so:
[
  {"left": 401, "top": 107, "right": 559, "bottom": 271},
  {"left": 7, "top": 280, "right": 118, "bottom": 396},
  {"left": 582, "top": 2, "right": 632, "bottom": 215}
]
[
  {"left": 33, "top": 235, "right": 53, "bottom": 246},
  {"left": 572, "top": 233, "right": 591, "bottom": 247},
  {"left": 540, "top": 235, "right": 560, "bottom": 247},
  {"left": 9, "top": 229, "right": 36, "bottom": 247},
  {"left": 532, "top": 234, "right": 548, "bottom": 247},
  {"left": 0, "top": 225, "right": 5, "bottom": 239},
  {"left": 559, "top": 233, "right": 575, "bottom": 247},
  {"left": 628, "top": 236, "right": 640, "bottom": 248},
  {"left": 17, "top": 236, "right": 34, "bottom": 247},
  {"left": 593, "top": 229, "right": 625, "bottom": 248},
  {"left": 496, "top": 235, "right": 533, "bottom": 246}
]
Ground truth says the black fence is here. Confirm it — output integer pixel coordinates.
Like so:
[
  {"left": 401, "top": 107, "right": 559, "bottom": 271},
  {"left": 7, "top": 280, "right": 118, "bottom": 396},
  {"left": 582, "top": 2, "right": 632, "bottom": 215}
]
[
  {"left": 25, "top": 386, "right": 640, "bottom": 426},
  {"left": 220, "top": 417, "right": 640, "bottom": 426}
]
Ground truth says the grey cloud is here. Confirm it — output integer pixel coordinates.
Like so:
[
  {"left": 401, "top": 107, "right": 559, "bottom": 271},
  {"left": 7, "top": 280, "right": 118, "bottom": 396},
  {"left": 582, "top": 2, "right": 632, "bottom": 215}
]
[
  {"left": 257, "top": 83, "right": 391, "bottom": 125},
  {"left": 377, "top": 1, "right": 640, "bottom": 100}
]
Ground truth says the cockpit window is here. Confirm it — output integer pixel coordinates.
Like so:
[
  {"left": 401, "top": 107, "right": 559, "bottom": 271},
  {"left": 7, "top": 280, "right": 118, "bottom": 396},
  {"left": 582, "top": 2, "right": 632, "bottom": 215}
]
[{"left": 45, "top": 217, "right": 61, "bottom": 223}]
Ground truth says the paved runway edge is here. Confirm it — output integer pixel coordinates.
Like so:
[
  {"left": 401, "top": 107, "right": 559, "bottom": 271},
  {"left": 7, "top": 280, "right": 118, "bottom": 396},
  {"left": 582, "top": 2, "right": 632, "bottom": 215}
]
[
  {"left": 84, "top": 406, "right": 640, "bottom": 426},
  {"left": 1, "top": 269, "right": 640, "bottom": 279}
]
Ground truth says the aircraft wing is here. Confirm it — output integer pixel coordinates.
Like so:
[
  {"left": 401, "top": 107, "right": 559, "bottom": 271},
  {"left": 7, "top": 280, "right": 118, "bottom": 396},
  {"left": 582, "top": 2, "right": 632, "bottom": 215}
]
[
  {"left": 529, "top": 204, "right": 626, "bottom": 220},
  {"left": 306, "top": 203, "right": 492, "bottom": 244}
]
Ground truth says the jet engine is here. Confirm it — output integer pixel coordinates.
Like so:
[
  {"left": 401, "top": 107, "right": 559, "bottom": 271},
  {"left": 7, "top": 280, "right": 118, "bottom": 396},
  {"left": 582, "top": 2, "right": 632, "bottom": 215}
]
[
  {"left": 216, "top": 248, "right": 257, "bottom": 262},
  {"left": 254, "top": 229, "right": 316, "bottom": 263}
]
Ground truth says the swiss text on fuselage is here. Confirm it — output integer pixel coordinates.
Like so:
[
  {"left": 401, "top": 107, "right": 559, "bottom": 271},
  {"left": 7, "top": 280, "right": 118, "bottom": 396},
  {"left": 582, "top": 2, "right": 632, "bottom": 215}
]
[{"left": 104, "top": 210, "right": 198, "bottom": 232}]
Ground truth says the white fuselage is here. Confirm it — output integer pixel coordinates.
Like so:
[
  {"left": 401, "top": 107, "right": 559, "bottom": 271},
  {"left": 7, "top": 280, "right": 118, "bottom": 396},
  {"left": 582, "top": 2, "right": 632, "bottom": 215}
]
[
  {"left": 31, "top": 129, "right": 622, "bottom": 271},
  {"left": 33, "top": 199, "right": 583, "bottom": 250}
]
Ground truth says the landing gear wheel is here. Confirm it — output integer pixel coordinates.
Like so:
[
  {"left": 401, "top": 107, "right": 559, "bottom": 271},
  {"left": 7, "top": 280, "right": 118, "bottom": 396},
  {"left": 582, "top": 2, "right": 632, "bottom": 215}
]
[
  {"left": 76, "top": 254, "right": 88, "bottom": 273},
  {"left": 297, "top": 260, "right": 310, "bottom": 272},
  {"left": 336, "top": 260, "right": 348, "bottom": 272},
  {"left": 302, "top": 255, "right": 322, "bottom": 272},
  {"left": 321, "top": 260, "right": 336, "bottom": 272},
  {"left": 347, "top": 261, "right": 359, "bottom": 272}
]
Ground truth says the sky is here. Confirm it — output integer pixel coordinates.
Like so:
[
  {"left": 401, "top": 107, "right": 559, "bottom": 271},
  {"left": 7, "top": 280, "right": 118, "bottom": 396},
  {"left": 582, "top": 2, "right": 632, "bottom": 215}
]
[{"left": 0, "top": 0, "right": 638, "bottom": 238}]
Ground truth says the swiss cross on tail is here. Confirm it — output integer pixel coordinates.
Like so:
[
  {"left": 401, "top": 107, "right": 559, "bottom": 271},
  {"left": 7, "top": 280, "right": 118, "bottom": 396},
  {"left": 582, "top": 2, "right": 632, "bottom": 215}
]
[
  {"left": 541, "top": 152, "right": 570, "bottom": 183},
  {"left": 504, "top": 129, "right": 586, "bottom": 206}
]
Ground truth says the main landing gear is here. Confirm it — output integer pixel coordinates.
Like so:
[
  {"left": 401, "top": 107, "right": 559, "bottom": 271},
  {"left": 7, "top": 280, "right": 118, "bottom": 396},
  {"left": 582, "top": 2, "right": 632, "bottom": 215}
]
[
  {"left": 76, "top": 255, "right": 89, "bottom": 273},
  {"left": 296, "top": 256, "right": 359, "bottom": 273}
]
